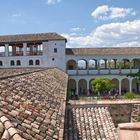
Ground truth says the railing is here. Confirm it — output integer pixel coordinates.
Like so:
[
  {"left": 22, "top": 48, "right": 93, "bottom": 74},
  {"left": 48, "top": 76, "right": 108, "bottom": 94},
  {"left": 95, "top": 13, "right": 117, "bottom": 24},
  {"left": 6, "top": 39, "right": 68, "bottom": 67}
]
[
  {"left": 26, "top": 51, "right": 43, "bottom": 56},
  {"left": 67, "top": 69, "right": 139, "bottom": 75}
]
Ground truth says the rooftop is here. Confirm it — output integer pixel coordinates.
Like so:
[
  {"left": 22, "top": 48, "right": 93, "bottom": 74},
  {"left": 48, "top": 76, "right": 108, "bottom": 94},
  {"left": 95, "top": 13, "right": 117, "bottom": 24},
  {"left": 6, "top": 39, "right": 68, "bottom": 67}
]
[
  {"left": 66, "top": 47, "right": 140, "bottom": 55},
  {"left": 64, "top": 105, "right": 118, "bottom": 140},
  {"left": 0, "top": 33, "right": 67, "bottom": 44},
  {"left": 0, "top": 68, "right": 68, "bottom": 140}
]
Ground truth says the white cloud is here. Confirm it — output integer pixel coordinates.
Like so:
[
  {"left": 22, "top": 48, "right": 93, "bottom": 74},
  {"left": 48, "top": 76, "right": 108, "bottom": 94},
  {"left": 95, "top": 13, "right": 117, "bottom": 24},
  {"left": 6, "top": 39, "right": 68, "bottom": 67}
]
[
  {"left": 46, "top": 0, "right": 61, "bottom": 5},
  {"left": 12, "top": 14, "right": 22, "bottom": 17},
  {"left": 91, "top": 5, "right": 136, "bottom": 20},
  {"left": 62, "top": 20, "right": 140, "bottom": 48},
  {"left": 71, "top": 27, "right": 85, "bottom": 32},
  {"left": 71, "top": 27, "right": 81, "bottom": 32}
]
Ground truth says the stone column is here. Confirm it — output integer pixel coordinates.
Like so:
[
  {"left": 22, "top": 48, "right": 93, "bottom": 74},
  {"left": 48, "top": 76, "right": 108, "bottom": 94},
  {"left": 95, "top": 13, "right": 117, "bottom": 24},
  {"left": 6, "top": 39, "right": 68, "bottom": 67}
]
[
  {"left": 87, "top": 80, "right": 90, "bottom": 96},
  {"left": 5, "top": 44, "right": 9, "bottom": 57},
  {"left": 97, "top": 61, "right": 100, "bottom": 74},
  {"left": 108, "top": 60, "right": 111, "bottom": 74},
  {"left": 23, "top": 43, "right": 27, "bottom": 56},
  {"left": 129, "top": 79, "right": 132, "bottom": 92},
  {"left": 130, "top": 60, "right": 132, "bottom": 74},
  {"left": 76, "top": 80, "right": 79, "bottom": 95},
  {"left": 76, "top": 62, "right": 79, "bottom": 75},
  {"left": 12, "top": 46, "right": 16, "bottom": 56},
  {"left": 119, "top": 80, "right": 122, "bottom": 95},
  {"left": 87, "top": 62, "right": 89, "bottom": 75},
  {"left": 119, "top": 61, "right": 122, "bottom": 74}
]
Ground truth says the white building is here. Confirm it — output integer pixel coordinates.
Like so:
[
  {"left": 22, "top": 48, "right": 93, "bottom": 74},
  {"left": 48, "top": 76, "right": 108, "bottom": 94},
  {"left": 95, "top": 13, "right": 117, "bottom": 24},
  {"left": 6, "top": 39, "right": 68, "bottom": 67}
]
[
  {"left": 0, "top": 32, "right": 140, "bottom": 95},
  {"left": 0, "top": 33, "right": 67, "bottom": 70}
]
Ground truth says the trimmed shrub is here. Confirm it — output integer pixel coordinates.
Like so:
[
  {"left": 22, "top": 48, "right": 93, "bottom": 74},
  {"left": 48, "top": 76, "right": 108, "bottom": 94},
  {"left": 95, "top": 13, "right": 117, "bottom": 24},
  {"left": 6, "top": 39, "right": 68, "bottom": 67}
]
[{"left": 124, "top": 92, "right": 136, "bottom": 99}]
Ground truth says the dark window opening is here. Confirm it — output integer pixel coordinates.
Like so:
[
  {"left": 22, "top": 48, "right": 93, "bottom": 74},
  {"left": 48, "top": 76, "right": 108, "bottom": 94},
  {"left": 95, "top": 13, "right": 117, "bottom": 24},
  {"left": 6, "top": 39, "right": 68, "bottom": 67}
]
[
  {"left": 54, "top": 48, "right": 57, "bottom": 53},
  {"left": 29, "top": 60, "right": 33, "bottom": 65},
  {"left": 35, "top": 60, "right": 40, "bottom": 65},
  {"left": 0, "top": 61, "right": 3, "bottom": 66},
  {"left": 68, "top": 65, "right": 74, "bottom": 70},
  {"left": 52, "top": 58, "right": 55, "bottom": 61},
  {"left": 10, "top": 60, "right": 15, "bottom": 66},
  {"left": 17, "top": 60, "right": 21, "bottom": 66}
]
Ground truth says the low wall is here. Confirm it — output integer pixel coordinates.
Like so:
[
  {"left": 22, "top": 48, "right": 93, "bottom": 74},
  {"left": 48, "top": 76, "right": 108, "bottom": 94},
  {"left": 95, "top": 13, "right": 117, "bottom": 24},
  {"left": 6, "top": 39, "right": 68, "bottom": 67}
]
[
  {"left": 131, "top": 104, "right": 140, "bottom": 122},
  {"left": 108, "top": 104, "right": 132, "bottom": 127}
]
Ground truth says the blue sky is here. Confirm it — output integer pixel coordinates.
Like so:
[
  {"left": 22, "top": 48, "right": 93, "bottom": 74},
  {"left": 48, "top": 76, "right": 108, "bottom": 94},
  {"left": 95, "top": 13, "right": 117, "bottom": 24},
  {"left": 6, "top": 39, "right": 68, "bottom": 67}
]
[{"left": 0, "top": 0, "right": 140, "bottom": 48}]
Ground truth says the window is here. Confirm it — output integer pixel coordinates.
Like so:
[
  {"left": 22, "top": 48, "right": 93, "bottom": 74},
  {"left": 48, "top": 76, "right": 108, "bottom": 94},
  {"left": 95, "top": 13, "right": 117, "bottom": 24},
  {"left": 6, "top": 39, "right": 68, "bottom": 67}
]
[
  {"left": 29, "top": 60, "right": 33, "bottom": 65},
  {"left": 17, "top": 60, "right": 21, "bottom": 66},
  {"left": 52, "top": 58, "right": 55, "bottom": 61},
  {"left": 35, "top": 60, "right": 40, "bottom": 65},
  {"left": 10, "top": 60, "right": 15, "bottom": 66},
  {"left": 54, "top": 48, "right": 57, "bottom": 53},
  {"left": 0, "top": 61, "right": 3, "bottom": 66}
]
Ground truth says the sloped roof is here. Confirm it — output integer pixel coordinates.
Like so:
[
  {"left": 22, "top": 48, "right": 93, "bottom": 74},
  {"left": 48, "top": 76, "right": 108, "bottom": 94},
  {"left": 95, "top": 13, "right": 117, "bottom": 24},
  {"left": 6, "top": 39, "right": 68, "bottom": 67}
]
[
  {"left": 64, "top": 106, "right": 118, "bottom": 140},
  {"left": 66, "top": 47, "right": 140, "bottom": 55},
  {"left": 0, "top": 33, "right": 67, "bottom": 44},
  {"left": 0, "top": 111, "right": 23, "bottom": 140},
  {"left": 0, "top": 68, "right": 68, "bottom": 140}
]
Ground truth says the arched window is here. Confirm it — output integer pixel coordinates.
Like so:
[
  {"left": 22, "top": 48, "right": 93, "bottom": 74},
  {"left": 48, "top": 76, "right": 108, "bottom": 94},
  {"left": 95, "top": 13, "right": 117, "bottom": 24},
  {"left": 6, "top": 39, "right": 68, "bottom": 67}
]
[
  {"left": 17, "top": 60, "right": 21, "bottom": 66},
  {"left": 35, "top": 60, "right": 40, "bottom": 65},
  {"left": 10, "top": 60, "right": 15, "bottom": 66},
  {"left": 0, "top": 61, "right": 3, "bottom": 66},
  {"left": 29, "top": 60, "right": 33, "bottom": 65}
]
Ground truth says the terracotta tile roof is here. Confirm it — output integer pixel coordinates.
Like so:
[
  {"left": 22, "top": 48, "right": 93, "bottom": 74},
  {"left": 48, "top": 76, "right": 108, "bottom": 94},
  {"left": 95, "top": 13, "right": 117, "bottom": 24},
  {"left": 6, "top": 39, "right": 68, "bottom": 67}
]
[
  {"left": 0, "top": 111, "right": 23, "bottom": 140},
  {"left": 0, "top": 68, "right": 68, "bottom": 140},
  {"left": 64, "top": 106, "right": 118, "bottom": 140},
  {"left": 0, "top": 33, "right": 67, "bottom": 44},
  {"left": 0, "top": 68, "right": 42, "bottom": 79},
  {"left": 66, "top": 47, "right": 140, "bottom": 55}
]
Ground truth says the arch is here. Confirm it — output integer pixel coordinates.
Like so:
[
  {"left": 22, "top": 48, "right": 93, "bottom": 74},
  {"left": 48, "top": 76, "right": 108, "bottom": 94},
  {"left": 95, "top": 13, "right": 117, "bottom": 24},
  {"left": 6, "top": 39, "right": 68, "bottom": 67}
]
[
  {"left": 120, "top": 59, "right": 130, "bottom": 69},
  {"left": 10, "top": 60, "right": 15, "bottom": 66},
  {"left": 29, "top": 60, "right": 33, "bottom": 65},
  {"left": 78, "top": 79, "right": 87, "bottom": 95},
  {"left": 132, "top": 58, "right": 140, "bottom": 69},
  {"left": 0, "top": 61, "right": 3, "bottom": 66},
  {"left": 111, "top": 78, "right": 119, "bottom": 95},
  {"left": 88, "top": 59, "right": 97, "bottom": 69},
  {"left": 99, "top": 59, "right": 109, "bottom": 69},
  {"left": 132, "top": 78, "right": 139, "bottom": 93},
  {"left": 121, "top": 78, "right": 129, "bottom": 94},
  {"left": 110, "top": 59, "right": 118, "bottom": 69},
  {"left": 16, "top": 60, "right": 21, "bottom": 66},
  {"left": 68, "top": 79, "right": 76, "bottom": 97},
  {"left": 66, "top": 59, "right": 77, "bottom": 70},
  {"left": 77, "top": 59, "right": 87, "bottom": 70},
  {"left": 89, "top": 79, "right": 95, "bottom": 95},
  {"left": 35, "top": 60, "right": 40, "bottom": 65}
]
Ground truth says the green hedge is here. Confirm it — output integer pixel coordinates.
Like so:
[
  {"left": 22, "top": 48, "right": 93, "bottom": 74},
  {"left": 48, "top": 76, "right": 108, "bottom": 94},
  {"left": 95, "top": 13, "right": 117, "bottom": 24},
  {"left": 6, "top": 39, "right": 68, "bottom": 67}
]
[{"left": 124, "top": 92, "right": 136, "bottom": 99}]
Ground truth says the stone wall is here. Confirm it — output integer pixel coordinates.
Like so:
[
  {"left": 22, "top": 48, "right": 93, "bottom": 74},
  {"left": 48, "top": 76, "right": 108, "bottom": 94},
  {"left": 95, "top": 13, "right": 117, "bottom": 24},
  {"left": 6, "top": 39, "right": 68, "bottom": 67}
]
[
  {"left": 131, "top": 104, "right": 140, "bottom": 122},
  {"left": 108, "top": 104, "right": 132, "bottom": 127}
]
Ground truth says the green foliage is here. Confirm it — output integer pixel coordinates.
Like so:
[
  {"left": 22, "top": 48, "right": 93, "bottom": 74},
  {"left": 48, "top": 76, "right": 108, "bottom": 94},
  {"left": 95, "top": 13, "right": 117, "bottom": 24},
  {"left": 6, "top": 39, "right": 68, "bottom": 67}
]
[
  {"left": 137, "top": 117, "right": 140, "bottom": 122},
  {"left": 91, "top": 78, "right": 112, "bottom": 94},
  {"left": 116, "top": 60, "right": 131, "bottom": 69},
  {"left": 124, "top": 92, "right": 136, "bottom": 99}
]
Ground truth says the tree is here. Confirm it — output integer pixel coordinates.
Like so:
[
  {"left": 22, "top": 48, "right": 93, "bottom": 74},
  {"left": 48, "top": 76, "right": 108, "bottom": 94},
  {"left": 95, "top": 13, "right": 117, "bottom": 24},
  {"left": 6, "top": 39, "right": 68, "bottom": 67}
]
[{"left": 91, "top": 78, "right": 113, "bottom": 95}]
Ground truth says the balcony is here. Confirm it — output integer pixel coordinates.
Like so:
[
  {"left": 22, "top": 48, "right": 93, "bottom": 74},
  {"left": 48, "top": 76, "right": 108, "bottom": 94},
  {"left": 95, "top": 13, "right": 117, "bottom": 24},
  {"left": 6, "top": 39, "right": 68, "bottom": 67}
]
[{"left": 67, "top": 69, "right": 139, "bottom": 75}]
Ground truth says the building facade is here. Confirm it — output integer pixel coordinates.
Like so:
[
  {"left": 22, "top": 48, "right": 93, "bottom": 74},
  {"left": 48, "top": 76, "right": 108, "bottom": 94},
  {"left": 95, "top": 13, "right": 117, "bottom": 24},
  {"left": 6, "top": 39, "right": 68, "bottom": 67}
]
[
  {"left": 0, "top": 33, "right": 140, "bottom": 95},
  {"left": 0, "top": 33, "right": 66, "bottom": 70}
]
